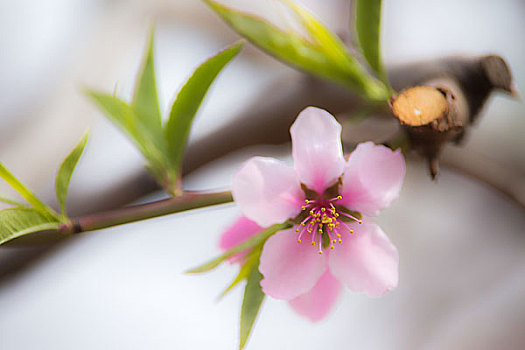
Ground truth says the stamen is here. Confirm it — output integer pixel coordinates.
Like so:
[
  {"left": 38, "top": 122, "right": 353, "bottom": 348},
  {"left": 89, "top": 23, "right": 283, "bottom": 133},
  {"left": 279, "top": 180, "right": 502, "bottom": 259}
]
[
  {"left": 339, "top": 211, "right": 362, "bottom": 223},
  {"left": 295, "top": 194, "right": 360, "bottom": 253}
]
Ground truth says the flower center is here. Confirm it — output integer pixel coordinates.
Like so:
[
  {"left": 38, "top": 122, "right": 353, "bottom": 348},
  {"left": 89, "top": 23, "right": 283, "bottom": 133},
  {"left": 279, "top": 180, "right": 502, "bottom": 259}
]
[{"left": 295, "top": 195, "right": 362, "bottom": 254}]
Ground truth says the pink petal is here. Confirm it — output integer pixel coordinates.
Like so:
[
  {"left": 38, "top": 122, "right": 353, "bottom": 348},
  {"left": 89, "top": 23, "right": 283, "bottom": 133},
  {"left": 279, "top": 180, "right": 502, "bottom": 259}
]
[
  {"left": 290, "top": 107, "right": 345, "bottom": 194},
  {"left": 340, "top": 142, "right": 405, "bottom": 216},
  {"left": 329, "top": 222, "right": 398, "bottom": 297},
  {"left": 219, "top": 216, "right": 263, "bottom": 264},
  {"left": 259, "top": 228, "right": 327, "bottom": 300},
  {"left": 232, "top": 157, "right": 304, "bottom": 227},
  {"left": 288, "top": 270, "right": 342, "bottom": 322}
]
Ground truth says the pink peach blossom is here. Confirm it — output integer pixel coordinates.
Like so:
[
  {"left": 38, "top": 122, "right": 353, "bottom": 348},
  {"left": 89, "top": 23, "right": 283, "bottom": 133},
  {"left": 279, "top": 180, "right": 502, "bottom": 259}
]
[{"left": 222, "top": 107, "right": 405, "bottom": 321}]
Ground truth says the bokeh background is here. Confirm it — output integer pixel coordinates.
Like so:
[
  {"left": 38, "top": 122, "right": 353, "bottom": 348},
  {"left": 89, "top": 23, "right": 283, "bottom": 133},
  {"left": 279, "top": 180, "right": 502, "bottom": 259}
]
[{"left": 0, "top": 0, "right": 524, "bottom": 349}]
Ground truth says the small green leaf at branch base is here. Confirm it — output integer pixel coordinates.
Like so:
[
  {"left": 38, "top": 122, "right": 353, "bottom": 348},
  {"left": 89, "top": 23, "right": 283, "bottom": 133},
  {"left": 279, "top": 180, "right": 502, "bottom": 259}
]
[
  {"left": 355, "top": 0, "right": 390, "bottom": 87},
  {"left": 239, "top": 263, "right": 265, "bottom": 350},
  {"left": 0, "top": 162, "right": 58, "bottom": 220},
  {"left": 165, "top": 41, "right": 244, "bottom": 179},
  {"left": 0, "top": 208, "right": 60, "bottom": 245},
  {"left": 55, "top": 131, "right": 89, "bottom": 217},
  {"left": 186, "top": 222, "right": 290, "bottom": 274}
]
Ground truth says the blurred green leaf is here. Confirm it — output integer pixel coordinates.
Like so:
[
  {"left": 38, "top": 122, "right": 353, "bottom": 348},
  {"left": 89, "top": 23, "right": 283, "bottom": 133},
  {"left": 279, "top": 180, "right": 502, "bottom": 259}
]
[
  {"left": 0, "top": 196, "right": 27, "bottom": 208},
  {"left": 165, "top": 41, "right": 244, "bottom": 178},
  {"left": 283, "top": 0, "right": 353, "bottom": 69},
  {"left": 132, "top": 28, "right": 164, "bottom": 143},
  {"left": 239, "top": 261, "right": 265, "bottom": 350},
  {"left": 355, "top": 0, "right": 389, "bottom": 86},
  {"left": 86, "top": 92, "right": 168, "bottom": 182},
  {"left": 186, "top": 222, "right": 290, "bottom": 274},
  {"left": 0, "top": 208, "right": 60, "bottom": 245},
  {"left": 0, "top": 163, "right": 57, "bottom": 219},
  {"left": 205, "top": 0, "right": 389, "bottom": 101},
  {"left": 55, "top": 132, "right": 89, "bottom": 217},
  {"left": 219, "top": 247, "right": 261, "bottom": 298}
]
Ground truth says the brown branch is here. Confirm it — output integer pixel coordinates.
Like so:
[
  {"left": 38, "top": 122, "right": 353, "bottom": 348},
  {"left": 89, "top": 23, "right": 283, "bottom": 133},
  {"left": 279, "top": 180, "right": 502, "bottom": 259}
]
[
  {"left": 1, "top": 55, "right": 519, "bottom": 288},
  {"left": 440, "top": 148, "right": 525, "bottom": 210},
  {"left": 70, "top": 55, "right": 516, "bottom": 216}
]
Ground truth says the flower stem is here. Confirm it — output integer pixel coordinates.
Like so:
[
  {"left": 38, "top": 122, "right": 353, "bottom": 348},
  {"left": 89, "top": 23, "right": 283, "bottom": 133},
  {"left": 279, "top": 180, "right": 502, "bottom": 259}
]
[{"left": 61, "top": 191, "right": 233, "bottom": 234}]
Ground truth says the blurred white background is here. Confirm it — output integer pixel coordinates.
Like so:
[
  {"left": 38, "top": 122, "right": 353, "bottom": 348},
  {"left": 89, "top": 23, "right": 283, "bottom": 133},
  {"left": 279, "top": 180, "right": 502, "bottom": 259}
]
[{"left": 0, "top": 0, "right": 524, "bottom": 349}]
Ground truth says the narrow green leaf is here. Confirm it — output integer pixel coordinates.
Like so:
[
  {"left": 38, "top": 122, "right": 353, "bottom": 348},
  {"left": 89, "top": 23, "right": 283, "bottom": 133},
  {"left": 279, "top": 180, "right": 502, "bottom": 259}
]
[
  {"left": 355, "top": 0, "right": 389, "bottom": 86},
  {"left": 132, "top": 28, "right": 163, "bottom": 141},
  {"left": 87, "top": 91, "right": 167, "bottom": 181},
  {"left": 0, "top": 208, "right": 60, "bottom": 245},
  {"left": 0, "top": 196, "right": 27, "bottom": 208},
  {"left": 0, "top": 163, "right": 57, "bottom": 219},
  {"left": 55, "top": 132, "right": 89, "bottom": 217},
  {"left": 186, "top": 222, "right": 290, "bottom": 274},
  {"left": 205, "top": 0, "right": 389, "bottom": 101},
  {"left": 165, "top": 41, "right": 244, "bottom": 177},
  {"left": 239, "top": 262, "right": 265, "bottom": 350},
  {"left": 283, "top": 0, "right": 353, "bottom": 67},
  {"left": 219, "top": 247, "right": 261, "bottom": 298}
]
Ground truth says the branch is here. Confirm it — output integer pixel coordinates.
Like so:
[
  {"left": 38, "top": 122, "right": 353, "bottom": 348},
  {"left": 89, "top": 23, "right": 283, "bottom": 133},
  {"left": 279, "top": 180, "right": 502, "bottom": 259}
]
[
  {"left": 440, "top": 148, "right": 525, "bottom": 210},
  {"left": 70, "top": 55, "right": 516, "bottom": 215},
  {"left": 62, "top": 191, "right": 233, "bottom": 234}
]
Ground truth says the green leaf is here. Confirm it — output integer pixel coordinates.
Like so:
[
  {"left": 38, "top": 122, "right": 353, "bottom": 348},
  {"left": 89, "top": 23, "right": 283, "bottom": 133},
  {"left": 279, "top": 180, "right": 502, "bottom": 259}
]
[
  {"left": 0, "top": 196, "right": 27, "bottom": 208},
  {"left": 186, "top": 222, "right": 290, "bottom": 274},
  {"left": 132, "top": 28, "right": 163, "bottom": 142},
  {"left": 86, "top": 91, "right": 167, "bottom": 181},
  {"left": 219, "top": 247, "right": 261, "bottom": 298},
  {"left": 205, "top": 0, "right": 389, "bottom": 101},
  {"left": 0, "top": 208, "right": 60, "bottom": 245},
  {"left": 165, "top": 41, "right": 244, "bottom": 177},
  {"left": 282, "top": 0, "right": 353, "bottom": 68},
  {"left": 355, "top": 0, "right": 389, "bottom": 86},
  {"left": 239, "top": 261, "right": 265, "bottom": 350},
  {"left": 55, "top": 131, "right": 89, "bottom": 217},
  {"left": 0, "top": 162, "right": 58, "bottom": 219}
]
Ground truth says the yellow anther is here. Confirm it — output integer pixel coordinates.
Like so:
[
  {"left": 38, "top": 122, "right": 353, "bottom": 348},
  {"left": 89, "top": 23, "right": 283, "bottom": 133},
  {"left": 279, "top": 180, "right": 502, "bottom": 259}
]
[
  {"left": 318, "top": 251, "right": 323, "bottom": 255},
  {"left": 311, "top": 242, "right": 315, "bottom": 246},
  {"left": 337, "top": 196, "right": 342, "bottom": 200},
  {"left": 301, "top": 206, "right": 306, "bottom": 210},
  {"left": 308, "top": 229, "right": 312, "bottom": 233},
  {"left": 338, "top": 239, "right": 342, "bottom": 243},
  {"left": 332, "top": 239, "right": 337, "bottom": 243},
  {"left": 301, "top": 223, "right": 305, "bottom": 226},
  {"left": 297, "top": 239, "right": 301, "bottom": 243},
  {"left": 330, "top": 245, "right": 335, "bottom": 250},
  {"left": 358, "top": 220, "right": 363, "bottom": 224},
  {"left": 310, "top": 210, "right": 314, "bottom": 215},
  {"left": 305, "top": 200, "right": 310, "bottom": 204},
  {"left": 335, "top": 213, "right": 339, "bottom": 217},
  {"left": 322, "top": 217, "right": 333, "bottom": 224},
  {"left": 295, "top": 228, "right": 300, "bottom": 232},
  {"left": 336, "top": 222, "right": 340, "bottom": 226},
  {"left": 350, "top": 229, "right": 354, "bottom": 234},
  {"left": 336, "top": 233, "right": 341, "bottom": 238},
  {"left": 321, "top": 208, "right": 326, "bottom": 212}
]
